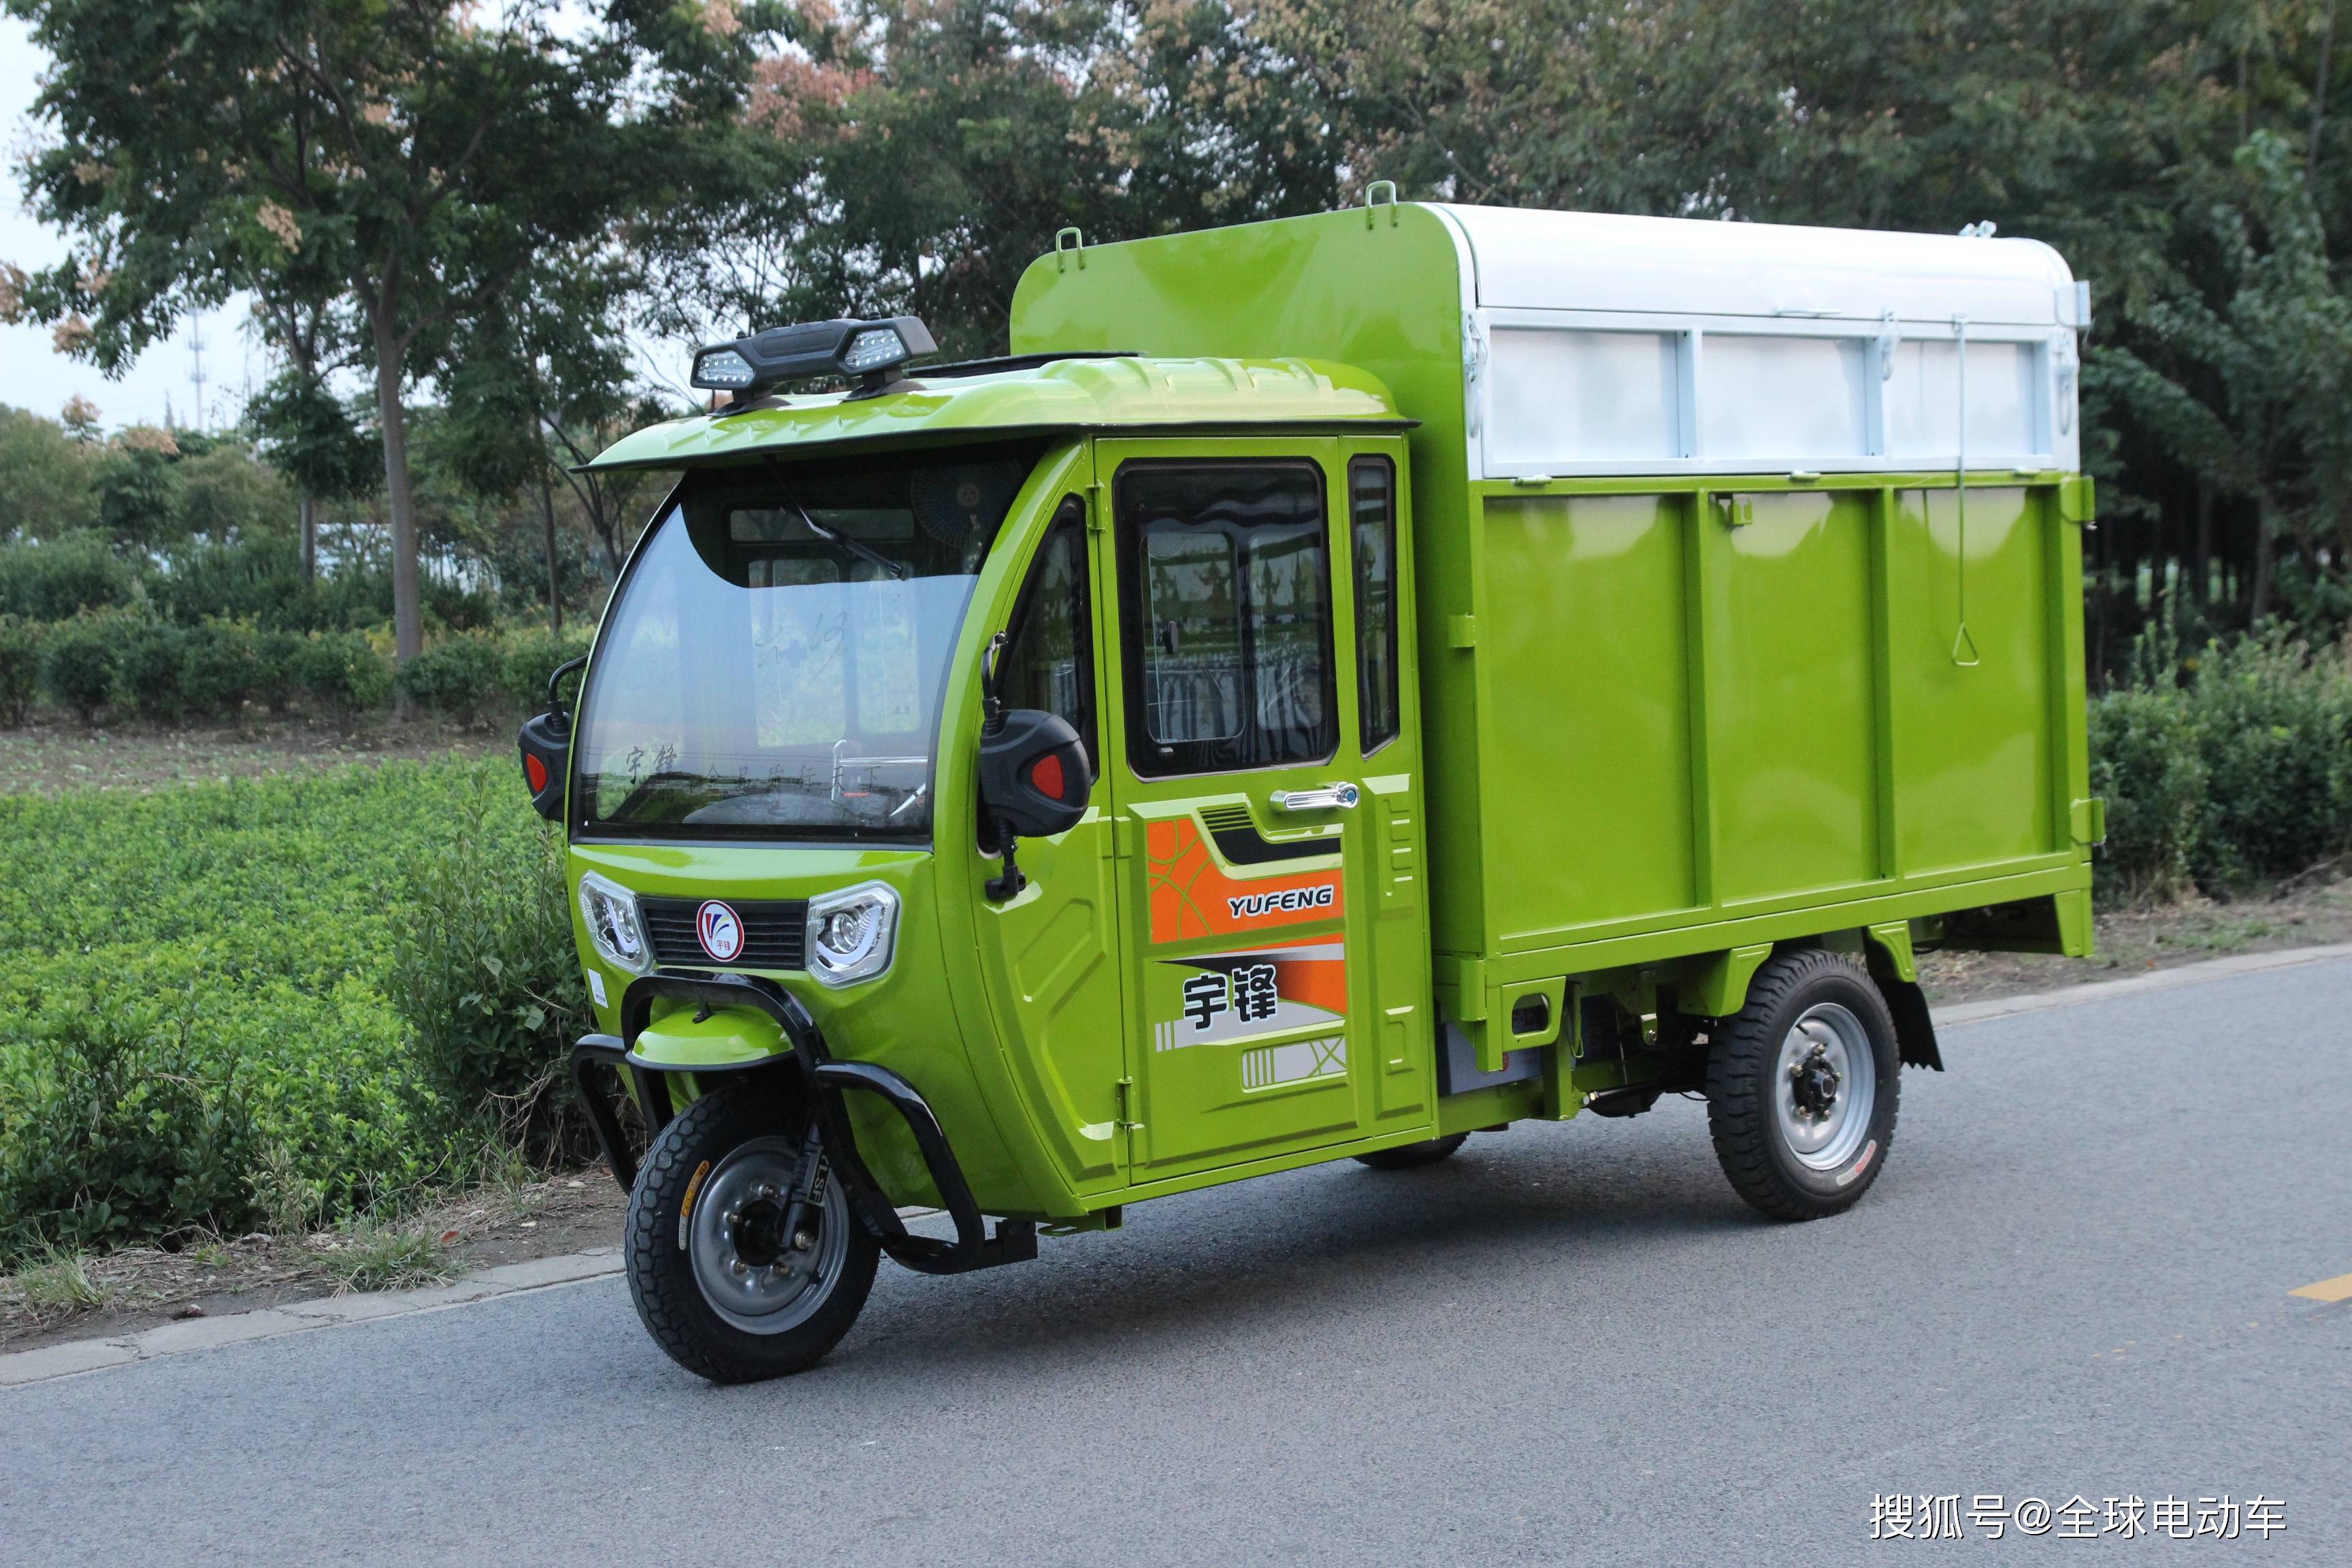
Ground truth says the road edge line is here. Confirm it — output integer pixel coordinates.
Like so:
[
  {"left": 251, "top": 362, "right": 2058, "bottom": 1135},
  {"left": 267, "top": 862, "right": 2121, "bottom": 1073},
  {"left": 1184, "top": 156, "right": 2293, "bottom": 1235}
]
[
  {"left": 1932, "top": 942, "right": 2352, "bottom": 1030},
  {"left": 0, "top": 1249, "right": 623, "bottom": 1392}
]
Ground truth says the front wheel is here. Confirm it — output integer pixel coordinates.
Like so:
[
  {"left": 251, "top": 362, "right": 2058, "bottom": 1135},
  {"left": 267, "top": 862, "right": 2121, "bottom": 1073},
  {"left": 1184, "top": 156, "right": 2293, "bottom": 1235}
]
[
  {"left": 1705, "top": 949, "right": 1900, "bottom": 1222},
  {"left": 625, "top": 1081, "right": 879, "bottom": 1384}
]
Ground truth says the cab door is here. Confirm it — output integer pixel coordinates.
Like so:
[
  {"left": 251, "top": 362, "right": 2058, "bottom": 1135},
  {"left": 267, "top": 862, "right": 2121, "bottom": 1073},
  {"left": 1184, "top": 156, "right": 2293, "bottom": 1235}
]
[
  {"left": 968, "top": 487, "right": 1131, "bottom": 1203},
  {"left": 1096, "top": 436, "right": 1433, "bottom": 1182}
]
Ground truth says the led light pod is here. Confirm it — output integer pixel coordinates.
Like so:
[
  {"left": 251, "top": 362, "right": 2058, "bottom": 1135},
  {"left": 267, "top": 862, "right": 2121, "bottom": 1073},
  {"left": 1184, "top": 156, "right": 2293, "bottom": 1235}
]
[
  {"left": 840, "top": 326, "right": 908, "bottom": 372},
  {"left": 805, "top": 881, "right": 900, "bottom": 987},
  {"left": 690, "top": 347, "right": 757, "bottom": 390}
]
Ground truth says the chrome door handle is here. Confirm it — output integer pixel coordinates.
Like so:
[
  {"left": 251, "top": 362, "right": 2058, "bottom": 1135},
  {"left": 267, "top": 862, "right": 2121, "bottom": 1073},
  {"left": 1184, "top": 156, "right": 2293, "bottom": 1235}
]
[{"left": 1271, "top": 783, "right": 1360, "bottom": 812}]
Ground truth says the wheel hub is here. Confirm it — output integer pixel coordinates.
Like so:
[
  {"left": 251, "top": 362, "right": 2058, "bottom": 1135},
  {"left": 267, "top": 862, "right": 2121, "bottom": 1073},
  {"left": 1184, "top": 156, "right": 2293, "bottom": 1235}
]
[
  {"left": 1771, "top": 1004, "right": 1878, "bottom": 1172},
  {"left": 687, "top": 1137, "right": 849, "bottom": 1335},
  {"left": 1788, "top": 1046, "right": 1842, "bottom": 1118}
]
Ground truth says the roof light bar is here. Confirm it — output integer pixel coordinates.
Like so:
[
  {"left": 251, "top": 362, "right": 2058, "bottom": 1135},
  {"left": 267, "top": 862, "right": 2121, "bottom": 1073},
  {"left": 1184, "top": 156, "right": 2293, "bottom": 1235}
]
[{"left": 691, "top": 315, "right": 938, "bottom": 401}]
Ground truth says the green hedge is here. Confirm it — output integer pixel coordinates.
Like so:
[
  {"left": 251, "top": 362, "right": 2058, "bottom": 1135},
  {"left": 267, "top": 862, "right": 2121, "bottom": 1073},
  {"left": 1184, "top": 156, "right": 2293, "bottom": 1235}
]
[
  {"left": 0, "top": 760, "right": 588, "bottom": 1259},
  {"left": 2089, "top": 634, "right": 2352, "bottom": 903},
  {"left": 0, "top": 610, "right": 587, "bottom": 730}
]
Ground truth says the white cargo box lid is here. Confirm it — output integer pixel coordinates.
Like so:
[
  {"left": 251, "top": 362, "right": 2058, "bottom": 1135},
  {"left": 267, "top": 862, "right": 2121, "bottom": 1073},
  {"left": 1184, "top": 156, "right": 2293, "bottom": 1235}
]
[{"left": 1431, "top": 204, "right": 2076, "bottom": 327}]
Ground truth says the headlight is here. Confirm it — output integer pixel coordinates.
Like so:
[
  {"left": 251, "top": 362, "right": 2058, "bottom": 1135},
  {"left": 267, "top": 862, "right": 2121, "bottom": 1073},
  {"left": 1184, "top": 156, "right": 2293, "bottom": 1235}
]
[
  {"left": 578, "top": 872, "right": 654, "bottom": 975},
  {"left": 805, "top": 882, "right": 899, "bottom": 987}
]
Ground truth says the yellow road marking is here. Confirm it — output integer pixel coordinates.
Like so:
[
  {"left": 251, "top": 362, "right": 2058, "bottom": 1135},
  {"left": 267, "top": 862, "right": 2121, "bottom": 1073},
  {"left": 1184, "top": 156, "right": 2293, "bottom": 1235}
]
[{"left": 2289, "top": 1272, "right": 2352, "bottom": 1303}]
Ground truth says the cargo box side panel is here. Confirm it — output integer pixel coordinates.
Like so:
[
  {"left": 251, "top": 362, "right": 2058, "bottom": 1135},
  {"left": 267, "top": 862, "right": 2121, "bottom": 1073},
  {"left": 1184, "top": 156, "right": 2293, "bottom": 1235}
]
[
  {"left": 1472, "top": 475, "right": 2085, "bottom": 972},
  {"left": 1892, "top": 486, "right": 2056, "bottom": 871},
  {"left": 1482, "top": 494, "right": 1699, "bottom": 941},
  {"left": 1710, "top": 491, "right": 1880, "bottom": 903}
]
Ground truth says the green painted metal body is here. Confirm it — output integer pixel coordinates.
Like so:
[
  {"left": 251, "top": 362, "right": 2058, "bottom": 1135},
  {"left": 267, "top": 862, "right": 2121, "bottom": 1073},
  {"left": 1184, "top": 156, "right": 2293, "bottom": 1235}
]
[{"left": 569, "top": 203, "right": 2095, "bottom": 1224}]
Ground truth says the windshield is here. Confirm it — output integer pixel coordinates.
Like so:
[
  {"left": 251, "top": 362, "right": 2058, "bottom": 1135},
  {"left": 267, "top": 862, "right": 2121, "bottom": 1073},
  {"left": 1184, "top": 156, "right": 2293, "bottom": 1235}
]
[{"left": 574, "top": 448, "right": 1039, "bottom": 840}]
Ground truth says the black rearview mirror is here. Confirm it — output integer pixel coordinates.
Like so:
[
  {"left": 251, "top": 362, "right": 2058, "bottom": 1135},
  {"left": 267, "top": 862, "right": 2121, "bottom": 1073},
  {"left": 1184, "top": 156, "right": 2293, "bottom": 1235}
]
[
  {"left": 979, "top": 708, "right": 1092, "bottom": 839},
  {"left": 517, "top": 655, "right": 587, "bottom": 821},
  {"left": 976, "top": 633, "right": 1090, "bottom": 900}
]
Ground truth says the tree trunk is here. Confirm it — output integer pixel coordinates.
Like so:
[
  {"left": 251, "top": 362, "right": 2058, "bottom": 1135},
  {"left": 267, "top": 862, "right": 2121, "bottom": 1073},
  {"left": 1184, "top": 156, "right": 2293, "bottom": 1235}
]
[
  {"left": 299, "top": 492, "right": 318, "bottom": 584},
  {"left": 2315, "top": 0, "right": 2340, "bottom": 177},
  {"left": 538, "top": 469, "right": 563, "bottom": 634},
  {"left": 2193, "top": 478, "right": 2213, "bottom": 610},
  {"left": 370, "top": 328, "right": 425, "bottom": 669},
  {"left": 2251, "top": 494, "right": 2278, "bottom": 626}
]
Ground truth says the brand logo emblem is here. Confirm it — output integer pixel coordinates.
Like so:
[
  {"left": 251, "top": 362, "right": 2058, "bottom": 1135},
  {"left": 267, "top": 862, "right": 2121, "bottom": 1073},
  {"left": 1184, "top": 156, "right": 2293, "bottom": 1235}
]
[{"left": 696, "top": 900, "right": 745, "bottom": 962}]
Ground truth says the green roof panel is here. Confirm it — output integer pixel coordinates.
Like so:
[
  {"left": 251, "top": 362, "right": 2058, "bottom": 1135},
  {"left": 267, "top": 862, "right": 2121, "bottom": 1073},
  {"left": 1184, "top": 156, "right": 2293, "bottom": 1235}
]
[{"left": 583, "top": 354, "right": 1408, "bottom": 472}]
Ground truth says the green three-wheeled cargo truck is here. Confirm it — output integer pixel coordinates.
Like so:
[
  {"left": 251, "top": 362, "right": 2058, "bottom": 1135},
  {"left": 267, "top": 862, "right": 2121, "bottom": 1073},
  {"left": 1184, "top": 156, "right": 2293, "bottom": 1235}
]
[{"left": 518, "top": 196, "right": 2103, "bottom": 1382}]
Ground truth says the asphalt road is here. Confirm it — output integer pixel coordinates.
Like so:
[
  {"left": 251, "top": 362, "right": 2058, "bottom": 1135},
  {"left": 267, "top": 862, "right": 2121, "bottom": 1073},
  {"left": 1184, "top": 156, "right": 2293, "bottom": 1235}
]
[{"left": 7, "top": 961, "right": 2349, "bottom": 1566}]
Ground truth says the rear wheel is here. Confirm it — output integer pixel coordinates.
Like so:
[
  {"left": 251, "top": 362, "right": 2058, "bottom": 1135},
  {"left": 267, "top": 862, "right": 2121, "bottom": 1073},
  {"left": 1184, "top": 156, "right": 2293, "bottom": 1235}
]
[
  {"left": 1705, "top": 949, "right": 1899, "bottom": 1221},
  {"left": 1353, "top": 1132, "right": 1469, "bottom": 1171},
  {"left": 625, "top": 1081, "right": 879, "bottom": 1384}
]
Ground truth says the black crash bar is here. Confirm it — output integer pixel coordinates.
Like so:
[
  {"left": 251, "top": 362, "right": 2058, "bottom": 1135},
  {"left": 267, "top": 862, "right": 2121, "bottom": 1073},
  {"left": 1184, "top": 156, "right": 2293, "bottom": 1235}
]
[{"left": 569, "top": 969, "right": 1034, "bottom": 1276}]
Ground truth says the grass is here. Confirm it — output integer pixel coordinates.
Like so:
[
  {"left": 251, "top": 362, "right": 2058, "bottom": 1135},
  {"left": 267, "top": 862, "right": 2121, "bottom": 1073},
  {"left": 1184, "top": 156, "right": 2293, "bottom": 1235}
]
[
  {"left": 7, "top": 1246, "right": 109, "bottom": 1313},
  {"left": 322, "top": 1221, "right": 460, "bottom": 1296}
]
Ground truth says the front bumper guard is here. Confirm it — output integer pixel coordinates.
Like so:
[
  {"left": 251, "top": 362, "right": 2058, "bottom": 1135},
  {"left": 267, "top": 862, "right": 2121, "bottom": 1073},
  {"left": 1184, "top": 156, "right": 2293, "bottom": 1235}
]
[{"left": 569, "top": 970, "right": 1035, "bottom": 1277}]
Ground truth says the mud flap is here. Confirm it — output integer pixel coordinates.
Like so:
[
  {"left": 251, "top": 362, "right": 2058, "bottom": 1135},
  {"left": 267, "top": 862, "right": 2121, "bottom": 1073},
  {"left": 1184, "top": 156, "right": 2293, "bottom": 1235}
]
[{"left": 1880, "top": 977, "right": 1944, "bottom": 1071}]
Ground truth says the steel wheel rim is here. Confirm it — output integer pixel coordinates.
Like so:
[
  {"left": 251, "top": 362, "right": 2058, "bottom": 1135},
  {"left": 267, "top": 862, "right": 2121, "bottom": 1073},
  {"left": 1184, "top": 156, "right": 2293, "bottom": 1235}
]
[
  {"left": 1773, "top": 1002, "right": 1876, "bottom": 1171},
  {"left": 688, "top": 1136, "right": 849, "bottom": 1335}
]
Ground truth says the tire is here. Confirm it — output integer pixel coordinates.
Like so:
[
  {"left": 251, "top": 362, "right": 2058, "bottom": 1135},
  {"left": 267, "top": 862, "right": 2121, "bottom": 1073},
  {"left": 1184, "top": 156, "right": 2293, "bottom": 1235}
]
[
  {"left": 1353, "top": 1132, "right": 1469, "bottom": 1171},
  {"left": 1705, "top": 949, "right": 1899, "bottom": 1222},
  {"left": 624, "top": 1081, "right": 879, "bottom": 1384}
]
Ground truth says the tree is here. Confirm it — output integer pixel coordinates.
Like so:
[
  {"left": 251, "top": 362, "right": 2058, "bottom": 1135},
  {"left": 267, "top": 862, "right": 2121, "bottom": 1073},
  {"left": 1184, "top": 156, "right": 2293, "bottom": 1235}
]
[
  {"left": 0, "top": 406, "right": 101, "bottom": 540},
  {"left": 7, "top": 0, "right": 770, "bottom": 664},
  {"left": 245, "top": 288, "right": 377, "bottom": 581},
  {"left": 2095, "top": 134, "right": 2352, "bottom": 623},
  {"left": 436, "top": 244, "right": 644, "bottom": 630},
  {"left": 649, "top": 1, "right": 1335, "bottom": 355}
]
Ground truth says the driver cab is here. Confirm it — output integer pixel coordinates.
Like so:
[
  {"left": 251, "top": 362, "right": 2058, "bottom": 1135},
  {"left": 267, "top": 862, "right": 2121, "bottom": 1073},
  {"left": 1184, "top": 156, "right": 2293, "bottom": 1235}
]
[{"left": 552, "top": 348, "right": 1428, "bottom": 1236}]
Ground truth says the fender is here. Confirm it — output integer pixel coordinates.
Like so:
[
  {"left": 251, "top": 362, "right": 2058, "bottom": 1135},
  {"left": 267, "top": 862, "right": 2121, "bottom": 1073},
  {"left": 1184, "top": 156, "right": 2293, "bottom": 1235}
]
[{"left": 570, "top": 970, "right": 1035, "bottom": 1275}]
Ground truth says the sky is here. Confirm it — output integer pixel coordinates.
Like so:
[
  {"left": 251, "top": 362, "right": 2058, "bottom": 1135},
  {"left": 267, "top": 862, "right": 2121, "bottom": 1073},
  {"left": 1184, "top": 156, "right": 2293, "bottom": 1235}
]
[{"left": 2, "top": 17, "right": 260, "bottom": 432}]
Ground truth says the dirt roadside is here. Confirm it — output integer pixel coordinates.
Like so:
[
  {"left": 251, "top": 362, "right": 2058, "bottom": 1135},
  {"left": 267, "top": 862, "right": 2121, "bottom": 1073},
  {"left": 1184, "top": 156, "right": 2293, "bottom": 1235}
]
[
  {"left": 0, "top": 712, "right": 506, "bottom": 796},
  {"left": 1917, "top": 875, "right": 2352, "bottom": 1004},
  {"left": 0, "top": 1174, "right": 630, "bottom": 1356}
]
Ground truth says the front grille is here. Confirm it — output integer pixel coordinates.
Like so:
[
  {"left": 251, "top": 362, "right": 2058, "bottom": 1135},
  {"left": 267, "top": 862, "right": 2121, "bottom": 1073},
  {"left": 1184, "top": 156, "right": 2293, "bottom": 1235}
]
[{"left": 639, "top": 896, "right": 808, "bottom": 970}]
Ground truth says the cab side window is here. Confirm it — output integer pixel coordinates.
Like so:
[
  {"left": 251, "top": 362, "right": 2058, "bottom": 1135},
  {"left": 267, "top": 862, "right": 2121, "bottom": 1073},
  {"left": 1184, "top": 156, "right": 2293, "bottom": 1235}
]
[
  {"left": 1115, "top": 461, "right": 1336, "bottom": 777},
  {"left": 1350, "top": 457, "right": 1401, "bottom": 753},
  {"left": 998, "top": 496, "right": 1098, "bottom": 773}
]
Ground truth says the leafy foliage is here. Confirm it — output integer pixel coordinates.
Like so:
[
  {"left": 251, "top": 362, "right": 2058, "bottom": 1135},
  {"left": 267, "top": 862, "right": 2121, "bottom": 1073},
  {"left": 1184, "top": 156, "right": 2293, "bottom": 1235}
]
[
  {"left": 0, "top": 617, "right": 42, "bottom": 725},
  {"left": 0, "top": 759, "right": 584, "bottom": 1261},
  {"left": 0, "top": 530, "right": 137, "bottom": 620},
  {"left": 37, "top": 613, "right": 119, "bottom": 721},
  {"left": 2090, "top": 629, "right": 2352, "bottom": 901},
  {"left": 391, "top": 778, "right": 592, "bottom": 1166}
]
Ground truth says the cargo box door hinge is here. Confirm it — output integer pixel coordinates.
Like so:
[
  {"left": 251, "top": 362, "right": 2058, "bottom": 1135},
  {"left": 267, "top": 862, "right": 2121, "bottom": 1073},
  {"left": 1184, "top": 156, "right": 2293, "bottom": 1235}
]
[
  {"left": 1115, "top": 1076, "right": 1143, "bottom": 1131},
  {"left": 2070, "top": 796, "right": 2107, "bottom": 846}
]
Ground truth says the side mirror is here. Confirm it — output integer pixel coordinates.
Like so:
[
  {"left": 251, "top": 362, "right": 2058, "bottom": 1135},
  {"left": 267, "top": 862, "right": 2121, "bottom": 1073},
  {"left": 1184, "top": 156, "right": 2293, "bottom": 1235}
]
[
  {"left": 518, "top": 654, "right": 588, "bottom": 822},
  {"left": 979, "top": 708, "right": 1092, "bottom": 839},
  {"left": 975, "top": 632, "right": 1090, "bottom": 900}
]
